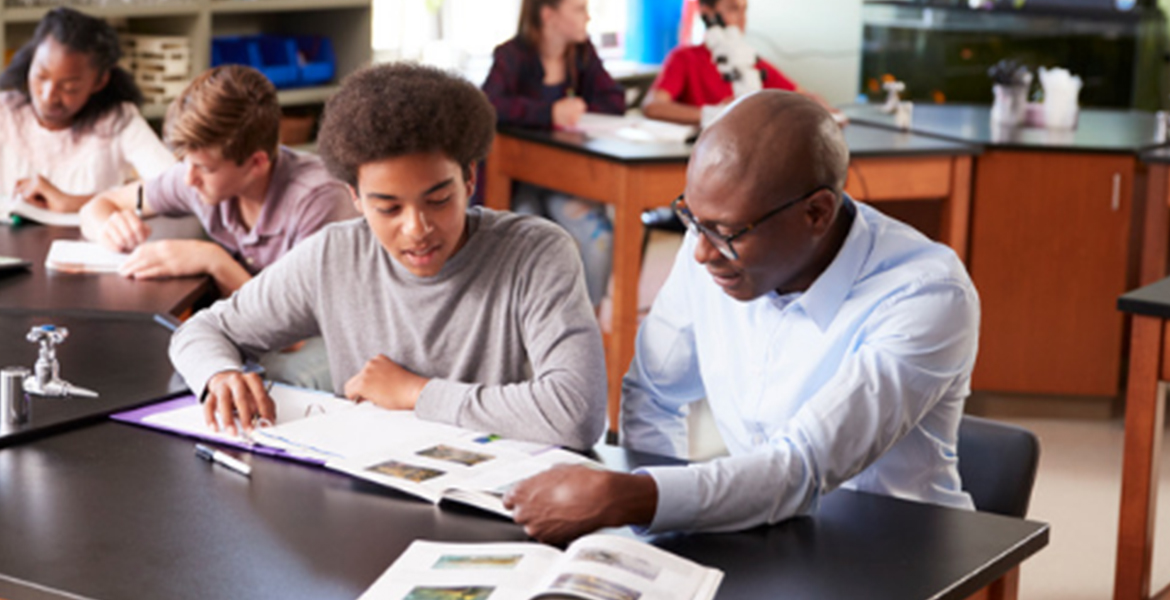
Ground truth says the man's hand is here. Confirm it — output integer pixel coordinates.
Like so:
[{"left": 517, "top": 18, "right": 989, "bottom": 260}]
[
  {"left": 343, "top": 354, "right": 429, "bottom": 410},
  {"left": 552, "top": 97, "right": 588, "bottom": 129},
  {"left": 97, "top": 209, "right": 152, "bottom": 253},
  {"left": 204, "top": 370, "right": 275, "bottom": 436},
  {"left": 504, "top": 466, "right": 659, "bottom": 545},
  {"left": 14, "top": 175, "right": 86, "bottom": 212},
  {"left": 119, "top": 239, "right": 224, "bottom": 280}
]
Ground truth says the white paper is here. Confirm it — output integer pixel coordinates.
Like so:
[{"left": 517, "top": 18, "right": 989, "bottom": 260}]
[
  {"left": 142, "top": 382, "right": 355, "bottom": 448},
  {"left": 360, "top": 535, "right": 724, "bottom": 600},
  {"left": 359, "top": 540, "right": 562, "bottom": 600},
  {"left": 3, "top": 195, "right": 82, "bottom": 227},
  {"left": 571, "top": 113, "right": 696, "bottom": 144},
  {"left": 44, "top": 240, "right": 128, "bottom": 273}
]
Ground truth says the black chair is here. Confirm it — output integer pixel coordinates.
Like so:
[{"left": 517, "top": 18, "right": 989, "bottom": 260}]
[
  {"left": 957, "top": 415, "right": 1041, "bottom": 518},
  {"left": 641, "top": 207, "right": 685, "bottom": 255}
]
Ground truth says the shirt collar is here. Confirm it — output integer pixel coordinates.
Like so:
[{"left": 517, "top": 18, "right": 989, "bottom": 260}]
[
  {"left": 791, "top": 196, "right": 873, "bottom": 332},
  {"left": 248, "top": 147, "right": 291, "bottom": 238}
]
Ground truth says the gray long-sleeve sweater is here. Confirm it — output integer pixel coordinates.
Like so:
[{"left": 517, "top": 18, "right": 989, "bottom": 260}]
[{"left": 169, "top": 207, "right": 607, "bottom": 449}]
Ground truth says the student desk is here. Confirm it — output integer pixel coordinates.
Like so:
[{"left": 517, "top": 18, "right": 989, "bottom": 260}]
[
  {"left": 1115, "top": 276, "right": 1170, "bottom": 599},
  {"left": 0, "top": 420, "right": 1047, "bottom": 600},
  {"left": 843, "top": 103, "right": 1161, "bottom": 399},
  {"left": 484, "top": 124, "right": 979, "bottom": 433},
  {"left": 0, "top": 218, "right": 213, "bottom": 318},
  {"left": 0, "top": 309, "right": 185, "bottom": 449}
]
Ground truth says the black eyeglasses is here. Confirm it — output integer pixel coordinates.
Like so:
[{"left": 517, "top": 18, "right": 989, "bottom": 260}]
[{"left": 671, "top": 185, "right": 832, "bottom": 261}]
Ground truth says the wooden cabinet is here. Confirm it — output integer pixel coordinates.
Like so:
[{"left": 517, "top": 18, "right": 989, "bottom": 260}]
[{"left": 969, "top": 150, "right": 1135, "bottom": 395}]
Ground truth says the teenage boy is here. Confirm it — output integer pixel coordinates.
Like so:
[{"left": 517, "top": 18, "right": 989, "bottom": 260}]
[
  {"left": 79, "top": 64, "right": 355, "bottom": 390},
  {"left": 79, "top": 64, "right": 355, "bottom": 295},
  {"left": 167, "top": 63, "right": 607, "bottom": 450}
]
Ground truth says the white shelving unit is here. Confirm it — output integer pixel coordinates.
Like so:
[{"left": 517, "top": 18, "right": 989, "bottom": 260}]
[{"left": 1, "top": 0, "right": 371, "bottom": 119}]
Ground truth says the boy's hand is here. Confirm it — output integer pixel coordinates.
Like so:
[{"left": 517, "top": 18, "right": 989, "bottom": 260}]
[
  {"left": 343, "top": 354, "right": 429, "bottom": 410},
  {"left": 204, "top": 370, "right": 275, "bottom": 436},
  {"left": 119, "top": 239, "right": 222, "bottom": 280},
  {"left": 98, "top": 209, "right": 151, "bottom": 253}
]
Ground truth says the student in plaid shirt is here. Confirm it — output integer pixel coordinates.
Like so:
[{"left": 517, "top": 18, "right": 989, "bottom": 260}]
[{"left": 482, "top": 0, "right": 625, "bottom": 309}]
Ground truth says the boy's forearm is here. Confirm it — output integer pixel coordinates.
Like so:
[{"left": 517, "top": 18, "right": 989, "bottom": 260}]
[
  {"left": 79, "top": 197, "right": 118, "bottom": 241},
  {"left": 205, "top": 244, "right": 253, "bottom": 296},
  {"left": 642, "top": 97, "right": 702, "bottom": 126}
]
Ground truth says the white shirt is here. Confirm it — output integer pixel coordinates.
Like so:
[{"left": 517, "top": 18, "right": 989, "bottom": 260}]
[
  {"left": 621, "top": 199, "right": 979, "bottom": 533},
  {"left": 0, "top": 91, "right": 174, "bottom": 199}
]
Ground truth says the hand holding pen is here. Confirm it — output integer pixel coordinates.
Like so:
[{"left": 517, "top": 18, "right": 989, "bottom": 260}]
[
  {"left": 203, "top": 370, "right": 277, "bottom": 437},
  {"left": 97, "top": 184, "right": 151, "bottom": 253}
]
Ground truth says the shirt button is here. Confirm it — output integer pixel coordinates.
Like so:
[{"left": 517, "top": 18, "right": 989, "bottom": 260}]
[
  {"left": 752, "top": 433, "right": 765, "bottom": 445},
  {"left": 246, "top": 257, "right": 256, "bottom": 266}
]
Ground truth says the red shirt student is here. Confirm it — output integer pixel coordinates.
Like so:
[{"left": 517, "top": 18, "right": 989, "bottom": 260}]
[
  {"left": 643, "top": 0, "right": 842, "bottom": 126},
  {"left": 652, "top": 43, "right": 797, "bottom": 109}
]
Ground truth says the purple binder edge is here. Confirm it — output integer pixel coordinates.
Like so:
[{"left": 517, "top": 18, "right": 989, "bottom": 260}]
[{"left": 110, "top": 394, "right": 326, "bottom": 465}]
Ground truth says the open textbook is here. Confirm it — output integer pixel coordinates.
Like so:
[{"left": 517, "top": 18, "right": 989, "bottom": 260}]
[
  {"left": 570, "top": 113, "right": 697, "bottom": 144},
  {"left": 360, "top": 535, "right": 724, "bottom": 600},
  {"left": 2, "top": 195, "right": 82, "bottom": 227},
  {"left": 113, "top": 383, "right": 598, "bottom": 517},
  {"left": 45, "top": 240, "right": 129, "bottom": 273}
]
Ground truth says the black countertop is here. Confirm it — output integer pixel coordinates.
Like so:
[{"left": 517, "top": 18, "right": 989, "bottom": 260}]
[
  {"left": 499, "top": 121, "right": 979, "bottom": 164},
  {"left": 0, "top": 217, "right": 212, "bottom": 316},
  {"left": 1140, "top": 144, "right": 1170, "bottom": 165},
  {"left": 1119, "top": 276, "right": 1170, "bottom": 318},
  {"left": 0, "top": 309, "right": 186, "bottom": 448},
  {"left": 841, "top": 103, "right": 1160, "bottom": 153},
  {"left": 0, "top": 422, "right": 1048, "bottom": 600}
]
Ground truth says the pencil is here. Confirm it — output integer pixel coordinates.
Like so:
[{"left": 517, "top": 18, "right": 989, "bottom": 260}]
[{"left": 135, "top": 184, "right": 144, "bottom": 217}]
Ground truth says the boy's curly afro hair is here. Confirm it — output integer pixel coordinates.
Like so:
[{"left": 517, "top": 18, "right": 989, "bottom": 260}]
[{"left": 317, "top": 62, "right": 496, "bottom": 188}]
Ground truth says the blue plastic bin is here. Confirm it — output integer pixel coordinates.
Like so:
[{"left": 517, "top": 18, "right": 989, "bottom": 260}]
[
  {"left": 293, "top": 36, "right": 335, "bottom": 86},
  {"left": 211, "top": 35, "right": 335, "bottom": 89}
]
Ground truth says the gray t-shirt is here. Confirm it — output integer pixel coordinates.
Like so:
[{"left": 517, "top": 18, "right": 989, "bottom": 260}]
[
  {"left": 146, "top": 146, "right": 356, "bottom": 274},
  {"left": 169, "top": 207, "right": 607, "bottom": 449}
]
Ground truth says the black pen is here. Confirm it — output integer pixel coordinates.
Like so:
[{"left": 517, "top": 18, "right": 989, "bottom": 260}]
[
  {"left": 135, "top": 183, "right": 144, "bottom": 217},
  {"left": 195, "top": 444, "right": 252, "bottom": 478}
]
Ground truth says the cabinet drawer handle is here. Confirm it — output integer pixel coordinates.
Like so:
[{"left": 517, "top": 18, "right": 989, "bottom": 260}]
[{"left": 1112, "top": 173, "right": 1122, "bottom": 212}]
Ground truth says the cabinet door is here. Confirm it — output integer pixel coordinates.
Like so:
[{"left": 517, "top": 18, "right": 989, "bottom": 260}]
[{"left": 969, "top": 150, "right": 1133, "bottom": 396}]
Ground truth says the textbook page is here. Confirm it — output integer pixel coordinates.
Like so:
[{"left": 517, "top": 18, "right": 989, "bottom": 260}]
[
  {"left": 572, "top": 113, "right": 696, "bottom": 144},
  {"left": 359, "top": 535, "right": 724, "bottom": 600},
  {"left": 359, "top": 540, "right": 562, "bottom": 600},
  {"left": 45, "top": 240, "right": 128, "bottom": 273},
  {"left": 251, "top": 403, "right": 482, "bottom": 461},
  {"left": 137, "top": 383, "right": 356, "bottom": 452},
  {"left": 3, "top": 195, "right": 82, "bottom": 227},
  {"left": 530, "top": 534, "right": 724, "bottom": 600},
  {"left": 331, "top": 442, "right": 598, "bottom": 517}
]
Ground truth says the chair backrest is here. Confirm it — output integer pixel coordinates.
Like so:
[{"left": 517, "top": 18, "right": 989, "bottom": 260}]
[{"left": 957, "top": 415, "right": 1040, "bottom": 518}]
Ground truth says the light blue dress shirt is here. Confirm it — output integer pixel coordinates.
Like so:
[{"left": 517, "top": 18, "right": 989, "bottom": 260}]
[{"left": 621, "top": 199, "right": 979, "bottom": 533}]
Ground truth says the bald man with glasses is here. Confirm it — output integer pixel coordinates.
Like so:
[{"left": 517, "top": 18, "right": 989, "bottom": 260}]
[{"left": 504, "top": 91, "right": 981, "bottom": 544}]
